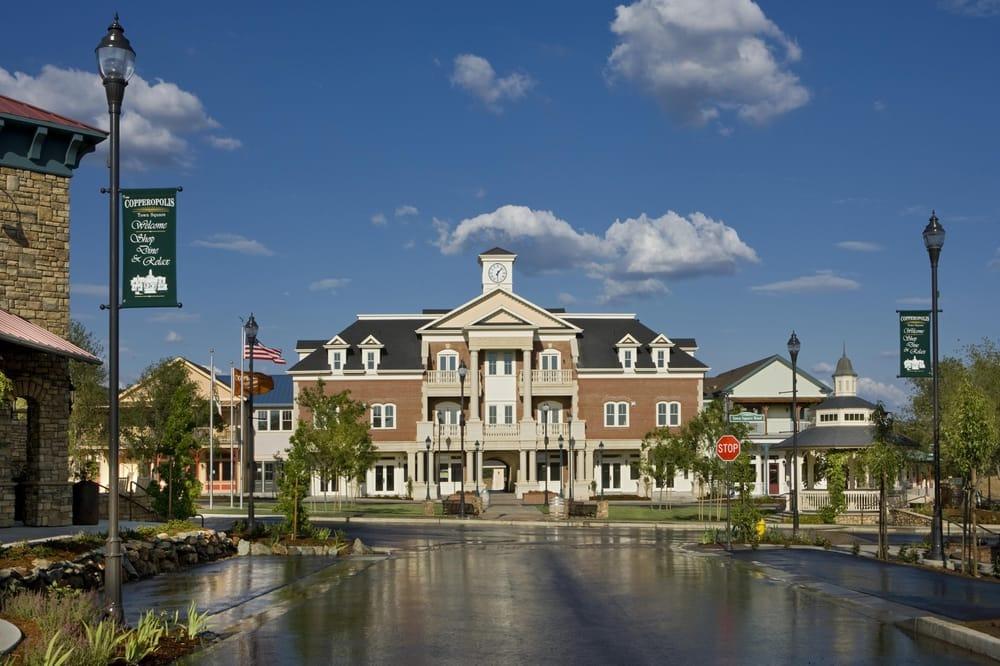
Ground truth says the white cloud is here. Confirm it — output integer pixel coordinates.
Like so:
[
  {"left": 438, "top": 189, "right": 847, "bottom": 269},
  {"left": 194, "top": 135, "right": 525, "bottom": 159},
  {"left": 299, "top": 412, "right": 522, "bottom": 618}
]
[
  {"left": 599, "top": 278, "right": 669, "bottom": 304},
  {"left": 557, "top": 292, "right": 577, "bottom": 306},
  {"left": 192, "top": 233, "right": 274, "bottom": 256},
  {"left": 165, "top": 330, "right": 183, "bottom": 343},
  {"left": 940, "top": 0, "right": 1000, "bottom": 16},
  {"left": 897, "top": 296, "right": 931, "bottom": 306},
  {"left": 873, "top": 100, "right": 887, "bottom": 112},
  {"left": 858, "top": 377, "right": 908, "bottom": 410},
  {"left": 206, "top": 135, "right": 242, "bottom": 151},
  {"left": 812, "top": 362, "right": 834, "bottom": 374},
  {"left": 751, "top": 270, "right": 860, "bottom": 294},
  {"left": 395, "top": 205, "right": 419, "bottom": 218},
  {"left": 606, "top": 0, "right": 809, "bottom": 126},
  {"left": 451, "top": 54, "right": 534, "bottom": 112},
  {"left": 435, "top": 205, "right": 757, "bottom": 300},
  {"left": 70, "top": 283, "right": 106, "bottom": 297},
  {"left": 0, "top": 65, "right": 234, "bottom": 169},
  {"left": 308, "top": 278, "right": 351, "bottom": 292},
  {"left": 836, "top": 240, "right": 882, "bottom": 252},
  {"left": 371, "top": 212, "right": 387, "bottom": 226}
]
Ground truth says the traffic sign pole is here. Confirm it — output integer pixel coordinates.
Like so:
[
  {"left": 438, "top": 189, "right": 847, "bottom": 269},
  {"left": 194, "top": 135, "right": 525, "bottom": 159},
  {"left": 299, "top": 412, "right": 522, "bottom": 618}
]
[{"left": 716, "top": 434, "right": 741, "bottom": 551}]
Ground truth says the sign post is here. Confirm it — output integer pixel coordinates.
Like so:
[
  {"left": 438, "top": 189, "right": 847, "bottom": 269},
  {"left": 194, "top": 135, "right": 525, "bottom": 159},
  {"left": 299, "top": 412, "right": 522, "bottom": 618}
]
[
  {"left": 121, "top": 188, "right": 180, "bottom": 309},
  {"left": 898, "top": 310, "right": 932, "bottom": 378},
  {"left": 716, "top": 434, "right": 741, "bottom": 551}
]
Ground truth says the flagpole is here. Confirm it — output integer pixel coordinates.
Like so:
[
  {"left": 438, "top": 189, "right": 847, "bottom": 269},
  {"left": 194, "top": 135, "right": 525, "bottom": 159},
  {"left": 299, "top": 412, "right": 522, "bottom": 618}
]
[
  {"left": 239, "top": 322, "right": 245, "bottom": 510},
  {"left": 209, "top": 348, "right": 215, "bottom": 510},
  {"left": 229, "top": 361, "right": 235, "bottom": 508}
]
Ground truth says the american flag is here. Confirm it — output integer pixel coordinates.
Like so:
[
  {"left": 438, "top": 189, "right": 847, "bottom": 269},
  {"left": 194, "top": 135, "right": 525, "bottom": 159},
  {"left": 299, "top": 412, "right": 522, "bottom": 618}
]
[{"left": 243, "top": 341, "right": 286, "bottom": 364}]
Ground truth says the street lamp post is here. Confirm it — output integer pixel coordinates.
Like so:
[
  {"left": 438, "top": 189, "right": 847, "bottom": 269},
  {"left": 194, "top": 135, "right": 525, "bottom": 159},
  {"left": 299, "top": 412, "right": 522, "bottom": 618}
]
[
  {"left": 787, "top": 331, "right": 801, "bottom": 539},
  {"left": 458, "top": 361, "right": 467, "bottom": 518},
  {"left": 97, "top": 14, "right": 135, "bottom": 623},
  {"left": 598, "top": 442, "right": 605, "bottom": 499},
  {"left": 244, "top": 315, "right": 259, "bottom": 536},
  {"left": 424, "top": 437, "right": 431, "bottom": 501},
  {"left": 924, "top": 211, "right": 946, "bottom": 561},
  {"left": 475, "top": 440, "right": 481, "bottom": 495},
  {"left": 558, "top": 435, "right": 565, "bottom": 499},
  {"left": 542, "top": 404, "right": 550, "bottom": 505},
  {"left": 568, "top": 434, "right": 575, "bottom": 503},
  {"left": 436, "top": 411, "right": 443, "bottom": 500}
]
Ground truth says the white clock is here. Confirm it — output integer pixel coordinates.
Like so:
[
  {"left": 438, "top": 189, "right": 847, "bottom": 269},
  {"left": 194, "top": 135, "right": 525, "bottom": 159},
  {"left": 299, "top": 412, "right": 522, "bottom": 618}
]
[{"left": 488, "top": 263, "right": 508, "bottom": 283}]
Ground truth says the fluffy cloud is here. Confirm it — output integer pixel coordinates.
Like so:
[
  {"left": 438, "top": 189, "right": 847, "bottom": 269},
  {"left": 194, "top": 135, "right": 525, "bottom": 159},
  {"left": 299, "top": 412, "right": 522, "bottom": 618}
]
[
  {"left": 165, "top": 330, "right": 183, "bottom": 343},
  {"left": 812, "top": 362, "right": 835, "bottom": 374},
  {"left": 206, "top": 136, "right": 242, "bottom": 151},
  {"left": 395, "top": 205, "right": 419, "bottom": 218},
  {"left": 371, "top": 212, "right": 387, "bottom": 226},
  {"left": 557, "top": 292, "right": 577, "bottom": 306},
  {"left": 606, "top": 0, "right": 809, "bottom": 126},
  {"left": 435, "top": 204, "right": 757, "bottom": 301},
  {"left": 599, "top": 278, "right": 669, "bottom": 304},
  {"left": 0, "top": 65, "right": 235, "bottom": 169},
  {"left": 308, "top": 278, "right": 351, "bottom": 292},
  {"left": 858, "top": 377, "right": 908, "bottom": 410},
  {"left": 940, "top": 0, "right": 1000, "bottom": 16},
  {"left": 751, "top": 271, "right": 860, "bottom": 294},
  {"left": 192, "top": 233, "right": 273, "bottom": 256},
  {"left": 451, "top": 54, "right": 534, "bottom": 112},
  {"left": 836, "top": 240, "right": 882, "bottom": 252}
]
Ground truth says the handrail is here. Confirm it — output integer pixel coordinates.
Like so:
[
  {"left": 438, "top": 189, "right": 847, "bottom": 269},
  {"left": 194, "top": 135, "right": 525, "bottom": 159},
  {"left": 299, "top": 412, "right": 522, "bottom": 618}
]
[{"left": 97, "top": 482, "right": 161, "bottom": 522}]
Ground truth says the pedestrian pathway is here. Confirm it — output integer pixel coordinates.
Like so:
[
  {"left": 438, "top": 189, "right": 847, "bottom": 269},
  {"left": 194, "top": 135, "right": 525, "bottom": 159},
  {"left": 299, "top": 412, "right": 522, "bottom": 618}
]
[
  {"left": 735, "top": 548, "right": 1000, "bottom": 622},
  {"left": 480, "top": 493, "right": 545, "bottom": 521}
]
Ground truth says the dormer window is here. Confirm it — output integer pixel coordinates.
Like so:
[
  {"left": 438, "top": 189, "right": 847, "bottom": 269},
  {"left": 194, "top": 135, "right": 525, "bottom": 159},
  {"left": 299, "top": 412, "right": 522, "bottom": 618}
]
[
  {"left": 649, "top": 334, "right": 673, "bottom": 372},
  {"left": 623, "top": 350, "right": 633, "bottom": 369},
  {"left": 366, "top": 350, "right": 379, "bottom": 371},
  {"left": 616, "top": 334, "right": 641, "bottom": 372},
  {"left": 325, "top": 335, "right": 350, "bottom": 376},
  {"left": 656, "top": 350, "right": 666, "bottom": 369},
  {"left": 332, "top": 351, "right": 343, "bottom": 372},
  {"left": 358, "top": 335, "right": 384, "bottom": 374}
]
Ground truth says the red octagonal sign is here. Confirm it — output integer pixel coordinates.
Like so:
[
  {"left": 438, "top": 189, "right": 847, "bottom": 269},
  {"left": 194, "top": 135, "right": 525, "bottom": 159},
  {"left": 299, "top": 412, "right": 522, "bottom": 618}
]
[{"left": 716, "top": 434, "right": 741, "bottom": 462}]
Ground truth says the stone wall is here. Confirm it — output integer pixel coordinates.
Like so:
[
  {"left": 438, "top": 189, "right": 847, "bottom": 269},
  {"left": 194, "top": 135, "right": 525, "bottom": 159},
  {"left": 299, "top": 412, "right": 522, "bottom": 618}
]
[
  {"left": 0, "top": 166, "right": 72, "bottom": 339},
  {"left": 0, "top": 529, "right": 237, "bottom": 596}
]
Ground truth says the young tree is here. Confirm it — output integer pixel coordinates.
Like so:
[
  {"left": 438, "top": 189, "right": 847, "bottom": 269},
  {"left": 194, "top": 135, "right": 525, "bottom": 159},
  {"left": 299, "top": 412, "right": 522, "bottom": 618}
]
[
  {"left": 943, "top": 379, "right": 999, "bottom": 574},
  {"left": 122, "top": 359, "right": 208, "bottom": 519},
  {"left": 863, "top": 403, "right": 906, "bottom": 560},
  {"left": 640, "top": 428, "right": 693, "bottom": 509},
  {"left": 682, "top": 400, "right": 752, "bottom": 521},
  {"left": 67, "top": 320, "right": 107, "bottom": 480},
  {"left": 275, "top": 437, "right": 312, "bottom": 539}
]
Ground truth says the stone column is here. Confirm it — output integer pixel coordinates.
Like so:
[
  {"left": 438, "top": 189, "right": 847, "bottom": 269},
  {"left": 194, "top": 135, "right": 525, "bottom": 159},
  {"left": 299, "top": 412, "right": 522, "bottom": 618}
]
[
  {"left": 521, "top": 349, "right": 532, "bottom": 420},
  {"left": 470, "top": 349, "right": 480, "bottom": 421}
]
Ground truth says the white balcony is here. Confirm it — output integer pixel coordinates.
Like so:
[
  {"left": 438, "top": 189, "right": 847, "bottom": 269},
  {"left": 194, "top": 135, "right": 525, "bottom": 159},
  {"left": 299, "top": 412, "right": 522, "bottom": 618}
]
[
  {"left": 483, "top": 423, "right": 521, "bottom": 440},
  {"left": 526, "top": 368, "right": 574, "bottom": 395},
  {"left": 426, "top": 370, "right": 459, "bottom": 385}
]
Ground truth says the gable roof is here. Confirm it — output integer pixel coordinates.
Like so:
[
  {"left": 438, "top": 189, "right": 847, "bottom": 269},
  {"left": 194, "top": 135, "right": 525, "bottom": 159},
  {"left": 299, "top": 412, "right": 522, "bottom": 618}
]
[
  {"left": 565, "top": 317, "right": 706, "bottom": 370},
  {"left": 0, "top": 308, "right": 100, "bottom": 364},
  {"left": 418, "top": 289, "right": 580, "bottom": 333},
  {"left": 771, "top": 425, "right": 917, "bottom": 451},
  {"left": 289, "top": 318, "right": 425, "bottom": 373},
  {"left": 0, "top": 95, "right": 105, "bottom": 135},
  {"left": 705, "top": 355, "right": 832, "bottom": 396}
]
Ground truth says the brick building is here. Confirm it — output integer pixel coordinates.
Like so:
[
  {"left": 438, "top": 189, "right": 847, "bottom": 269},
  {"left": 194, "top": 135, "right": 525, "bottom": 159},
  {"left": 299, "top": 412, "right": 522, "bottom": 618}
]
[
  {"left": 289, "top": 248, "right": 709, "bottom": 499},
  {"left": 0, "top": 95, "right": 105, "bottom": 525}
]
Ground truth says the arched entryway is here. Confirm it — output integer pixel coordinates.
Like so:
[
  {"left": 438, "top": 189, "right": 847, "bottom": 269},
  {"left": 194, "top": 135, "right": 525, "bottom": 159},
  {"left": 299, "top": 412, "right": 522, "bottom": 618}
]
[{"left": 482, "top": 457, "right": 512, "bottom": 493}]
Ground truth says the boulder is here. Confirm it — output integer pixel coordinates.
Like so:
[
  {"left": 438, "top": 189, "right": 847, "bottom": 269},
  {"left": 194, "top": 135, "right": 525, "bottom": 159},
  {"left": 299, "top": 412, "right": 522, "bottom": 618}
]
[
  {"left": 237, "top": 539, "right": 250, "bottom": 556},
  {"left": 352, "top": 538, "right": 373, "bottom": 555}
]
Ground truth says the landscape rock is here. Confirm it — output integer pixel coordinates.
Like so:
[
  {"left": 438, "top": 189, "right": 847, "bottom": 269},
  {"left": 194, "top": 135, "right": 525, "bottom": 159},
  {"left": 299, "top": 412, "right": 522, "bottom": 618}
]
[{"left": 352, "top": 538, "right": 373, "bottom": 555}]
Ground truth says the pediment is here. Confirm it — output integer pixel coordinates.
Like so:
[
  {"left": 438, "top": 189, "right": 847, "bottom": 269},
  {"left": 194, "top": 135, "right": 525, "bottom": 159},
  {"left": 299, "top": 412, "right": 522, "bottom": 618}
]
[
  {"left": 358, "top": 335, "right": 383, "bottom": 348},
  {"left": 616, "top": 334, "right": 641, "bottom": 347},
  {"left": 649, "top": 334, "right": 674, "bottom": 347},
  {"left": 418, "top": 289, "right": 580, "bottom": 333},
  {"left": 324, "top": 335, "right": 349, "bottom": 348}
]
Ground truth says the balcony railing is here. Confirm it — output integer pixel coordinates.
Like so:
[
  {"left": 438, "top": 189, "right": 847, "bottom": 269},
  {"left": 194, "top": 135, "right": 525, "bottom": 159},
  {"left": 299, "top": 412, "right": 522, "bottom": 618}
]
[
  {"left": 532, "top": 369, "right": 573, "bottom": 384},
  {"left": 426, "top": 370, "right": 459, "bottom": 385},
  {"left": 536, "top": 422, "right": 569, "bottom": 437},
  {"left": 483, "top": 423, "right": 520, "bottom": 440},
  {"left": 798, "top": 489, "right": 904, "bottom": 513}
]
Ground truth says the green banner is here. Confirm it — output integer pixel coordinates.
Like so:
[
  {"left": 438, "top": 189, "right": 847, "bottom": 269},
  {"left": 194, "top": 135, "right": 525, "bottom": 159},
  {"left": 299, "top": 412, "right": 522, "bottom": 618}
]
[
  {"left": 899, "top": 310, "right": 931, "bottom": 378},
  {"left": 122, "top": 188, "right": 178, "bottom": 308}
]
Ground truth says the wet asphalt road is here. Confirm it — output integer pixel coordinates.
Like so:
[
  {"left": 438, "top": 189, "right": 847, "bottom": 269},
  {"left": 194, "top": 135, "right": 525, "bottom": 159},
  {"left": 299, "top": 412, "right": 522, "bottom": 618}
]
[{"left": 171, "top": 522, "right": 991, "bottom": 665}]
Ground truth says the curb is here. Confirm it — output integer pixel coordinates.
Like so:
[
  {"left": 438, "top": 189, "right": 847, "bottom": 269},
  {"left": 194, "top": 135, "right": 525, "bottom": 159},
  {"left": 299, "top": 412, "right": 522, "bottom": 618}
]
[{"left": 908, "top": 617, "right": 1000, "bottom": 660}]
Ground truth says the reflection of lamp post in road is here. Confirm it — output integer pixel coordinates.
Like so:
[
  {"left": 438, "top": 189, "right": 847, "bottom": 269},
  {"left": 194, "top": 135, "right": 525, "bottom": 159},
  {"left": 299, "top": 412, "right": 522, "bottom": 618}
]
[
  {"left": 558, "top": 434, "right": 565, "bottom": 499},
  {"left": 245, "top": 314, "right": 259, "bottom": 536},
  {"left": 97, "top": 13, "right": 136, "bottom": 624}
]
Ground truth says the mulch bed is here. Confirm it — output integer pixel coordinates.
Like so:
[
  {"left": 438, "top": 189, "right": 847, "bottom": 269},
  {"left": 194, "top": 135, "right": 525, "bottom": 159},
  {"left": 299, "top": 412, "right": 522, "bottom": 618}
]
[{"left": 0, "top": 539, "right": 102, "bottom": 570}]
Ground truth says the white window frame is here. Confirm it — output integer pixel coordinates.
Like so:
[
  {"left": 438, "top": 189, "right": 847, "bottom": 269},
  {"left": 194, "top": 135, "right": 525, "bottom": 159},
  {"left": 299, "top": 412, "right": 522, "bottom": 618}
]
[
  {"left": 656, "top": 402, "right": 668, "bottom": 428},
  {"left": 618, "top": 346, "right": 638, "bottom": 372},
  {"left": 503, "top": 404, "right": 514, "bottom": 425},
  {"left": 604, "top": 401, "right": 629, "bottom": 427},
  {"left": 488, "top": 404, "right": 498, "bottom": 425},
  {"left": 540, "top": 351, "right": 561, "bottom": 370},
  {"left": 331, "top": 350, "right": 343, "bottom": 373},
  {"left": 256, "top": 408, "right": 293, "bottom": 432},
  {"left": 437, "top": 351, "right": 458, "bottom": 372},
  {"left": 669, "top": 401, "right": 680, "bottom": 427},
  {"left": 538, "top": 402, "right": 562, "bottom": 424},
  {"left": 656, "top": 349, "right": 666, "bottom": 370},
  {"left": 371, "top": 403, "right": 396, "bottom": 429},
  {"left": 503, "top": 351, "right": 514, "bottom": 376},
  {"left": 365, "top": 349, "right": 381, "bottom": 372},
  {"left": 487, "top": 352, "right": 498, "bottom": 376}
]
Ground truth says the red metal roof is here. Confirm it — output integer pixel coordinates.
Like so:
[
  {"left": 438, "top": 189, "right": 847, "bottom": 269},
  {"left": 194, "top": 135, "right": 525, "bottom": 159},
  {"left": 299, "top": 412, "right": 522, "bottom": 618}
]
[
  {"left": 0, "top": 308, "right": 101, "bottom": 364},
  {"left": 0, "top": 94, "right": 105, "bottom": 135}
]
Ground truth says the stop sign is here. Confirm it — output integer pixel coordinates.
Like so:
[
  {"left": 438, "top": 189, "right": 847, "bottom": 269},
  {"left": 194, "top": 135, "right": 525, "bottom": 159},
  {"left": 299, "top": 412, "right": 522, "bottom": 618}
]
[{"left": 716, "top": 434, "right": 741, "bottom": 462}]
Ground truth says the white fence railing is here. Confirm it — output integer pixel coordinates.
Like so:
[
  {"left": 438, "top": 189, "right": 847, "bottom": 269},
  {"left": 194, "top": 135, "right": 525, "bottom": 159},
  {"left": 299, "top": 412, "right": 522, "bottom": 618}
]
[
  {"left": 532, "top": 369, "right": 573, "bottom": 384},
  {"left": 798, "top": 489, "right": 904, "bottom": 513},
  {"left": 483, "top": 423, "right": 520, "bottom": 440},
  {"left": 426, "top": 370, "right": 459, "bottom": 384}
]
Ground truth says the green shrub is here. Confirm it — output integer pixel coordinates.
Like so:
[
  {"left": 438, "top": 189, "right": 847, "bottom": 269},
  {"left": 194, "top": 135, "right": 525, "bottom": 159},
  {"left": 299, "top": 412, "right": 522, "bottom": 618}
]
[
  {"left": 731, "top": 501, "right": 762, "bottom": 545},
  {"left": 818, "top": 505, "right": 838, "bottom": 524},
  {"left": 314, "top": 527, "right": 332, "bottom": 543},
  {"left": 122, "top": 610, "right": 166, "bottom": 665}
]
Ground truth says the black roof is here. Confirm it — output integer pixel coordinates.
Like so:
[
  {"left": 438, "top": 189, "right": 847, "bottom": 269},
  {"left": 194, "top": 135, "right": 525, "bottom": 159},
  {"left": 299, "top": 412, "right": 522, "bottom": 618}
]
[
  {"left": 565, "top": 317, "right": 706, "bottom": 370},
  {"left": 296, "top": 339, "right": 326, "bottom": 350},
  {"left": 290, "top": 319, "right": 426, "bottom": 372},
  {"left": 771, "top": 425, "right": 917, "bottom": 450},
  {"left": 481, "top": 247, "right": 516, "bottom": 256},
  {"left": 814, "top": 395, "right": 877, "bottom": 411}
]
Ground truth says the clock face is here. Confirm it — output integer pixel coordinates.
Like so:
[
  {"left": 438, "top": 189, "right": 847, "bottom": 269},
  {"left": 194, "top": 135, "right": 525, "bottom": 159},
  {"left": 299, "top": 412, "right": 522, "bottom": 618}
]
[{"left": 488, "top": 263, "right": 508, "bottom": 283}]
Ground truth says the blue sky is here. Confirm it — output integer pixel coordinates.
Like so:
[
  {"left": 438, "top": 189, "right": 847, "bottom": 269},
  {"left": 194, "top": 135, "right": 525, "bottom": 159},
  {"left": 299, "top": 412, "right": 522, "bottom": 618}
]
[{"left": 1, "top": 1, "right": 998, "bottom": 407}]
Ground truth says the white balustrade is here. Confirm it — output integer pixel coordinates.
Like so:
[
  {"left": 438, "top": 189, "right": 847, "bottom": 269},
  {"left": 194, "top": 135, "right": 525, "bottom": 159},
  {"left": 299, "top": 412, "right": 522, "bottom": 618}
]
[
  {"left": 532, "top": 369, "right": 573, "bottom": 385},
  {"left": 426, "top": 370, "right": 459, "bottom": 384},
  {"left": 483, "top": 423, "right": 520, "bottom": 440},
  {"left": 798, "top": 489, "right": 898, "bottom": 513}
]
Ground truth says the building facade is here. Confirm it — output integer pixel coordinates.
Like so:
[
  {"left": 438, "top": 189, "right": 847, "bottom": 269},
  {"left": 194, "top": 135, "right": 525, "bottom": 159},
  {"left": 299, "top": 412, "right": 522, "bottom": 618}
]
[{"left": 289, "top": 248, "right": 708, "bottom": 499}]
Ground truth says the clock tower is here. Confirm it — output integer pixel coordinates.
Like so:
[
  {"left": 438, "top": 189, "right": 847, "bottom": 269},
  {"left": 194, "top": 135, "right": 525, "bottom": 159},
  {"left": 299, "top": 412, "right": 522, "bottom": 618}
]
[{"left": 478, "top": 247, "right": 516, "bottom": 294}]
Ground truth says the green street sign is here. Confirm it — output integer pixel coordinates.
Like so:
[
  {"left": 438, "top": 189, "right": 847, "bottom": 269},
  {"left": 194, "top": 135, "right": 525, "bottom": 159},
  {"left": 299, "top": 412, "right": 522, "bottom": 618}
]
[
  {"left": 899, "top": 310, "right": 931, "bottom": 378},
  {"left": 729, "top": 412, "right": 763, "bottom": 423},
  {"left": 122, "top": 188, "right": 179, "bottom": 309}
]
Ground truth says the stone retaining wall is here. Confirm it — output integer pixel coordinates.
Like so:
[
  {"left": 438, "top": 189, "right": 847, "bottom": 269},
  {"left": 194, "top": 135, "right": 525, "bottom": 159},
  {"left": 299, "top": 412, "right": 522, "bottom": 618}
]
[{"left": 0, "top": 529, "right": 237, "bottom": 597}]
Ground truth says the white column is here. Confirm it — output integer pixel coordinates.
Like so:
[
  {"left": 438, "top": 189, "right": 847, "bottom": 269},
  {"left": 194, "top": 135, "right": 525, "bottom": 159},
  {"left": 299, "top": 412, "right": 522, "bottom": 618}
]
[
  {"left": 407, "top": 451, "right": 416, "bottom": 486},
  {"left": 528, "top": 449, "right": 536, "bottom": 484},
  {"left": 466, "top": 450, "right": 474, "bottom": 483},
  {"left": 470, "top": 349, "right": 480, "bottom": 421},
  {"left": 518, "top": 449, "right": 527, "bottom": 483},
  {"left": 522, "top": 349, "right": 532, "bottom": 420}
]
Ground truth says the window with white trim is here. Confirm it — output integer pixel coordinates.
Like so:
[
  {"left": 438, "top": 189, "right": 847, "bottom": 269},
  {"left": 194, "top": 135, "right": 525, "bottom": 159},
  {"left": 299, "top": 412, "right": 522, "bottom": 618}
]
[
  {"left": 487, "top": 352, "right": 498, "bottom": 375},
  {"left": 820, "top": 413, "right": 839, "bottom": 423},
  {"left": 503, "top": 351, "right": 514, "bottom": 375},
  {"left": 656, "top": 349, "right": 666, "bottom": 369},
  {"left": 604, "top": 401, "right": 629, "bottom": 427},
  {"left": 331, "top": 351, "right": 343, "bottom": 372},
  {"left": 623, "top": 350, "right": 633, "bottom": 369},
  {"left": 656, "top": 402, "right": 668, "bottom": 427},
  {"left": 540, "top": 351, "right": 560, "bottom": 370},
  {"left": 365, "top": 350, "right": 380, "bottom": 371},
  {"left": 371, "top": 403, "right": 396, "bottom": 429},
  {"left": 256, "top": 409, "right": 293, "bottom": 431},
  {"left": 437, "top": 351, "right": 458, "bottom": 371}
]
